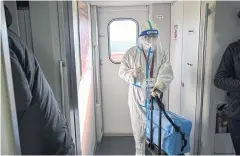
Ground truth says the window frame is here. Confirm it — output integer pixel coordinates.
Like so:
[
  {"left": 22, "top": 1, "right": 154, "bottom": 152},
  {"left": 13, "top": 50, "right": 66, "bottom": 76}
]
[{"left": 107, "top": 18, "right": 139, "bottom": 64}]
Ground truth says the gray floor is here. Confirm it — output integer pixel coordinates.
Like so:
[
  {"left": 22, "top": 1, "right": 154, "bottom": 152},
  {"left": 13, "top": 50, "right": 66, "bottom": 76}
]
[{"left": 95, "top": 136, "right": 152, "bottom": 155}]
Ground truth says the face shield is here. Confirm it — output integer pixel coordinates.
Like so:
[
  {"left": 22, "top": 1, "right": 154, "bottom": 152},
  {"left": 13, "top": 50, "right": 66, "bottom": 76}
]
[
  {"left": 145, "top": 35, "right": 158, "bottom": 42},
  {"left": 138, "top": 33, "right": 159, "bottom": 52},
  {"left": 137, "top": 21, "right": 159, "bottom": 52}
]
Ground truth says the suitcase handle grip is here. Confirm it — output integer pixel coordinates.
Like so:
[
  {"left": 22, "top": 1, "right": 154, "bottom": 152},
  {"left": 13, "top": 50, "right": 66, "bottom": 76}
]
[
  {"left": 151, "top": 89, "right": 163, "bottom": 100},
  {"left": 151, "top": 89, "right": 164, "bottom": 110}
]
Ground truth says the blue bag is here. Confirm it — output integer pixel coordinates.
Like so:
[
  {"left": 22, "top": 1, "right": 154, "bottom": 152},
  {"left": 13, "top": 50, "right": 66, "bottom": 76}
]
[{"left": 145, "top": 95, "right": 192, "bottom": 155}]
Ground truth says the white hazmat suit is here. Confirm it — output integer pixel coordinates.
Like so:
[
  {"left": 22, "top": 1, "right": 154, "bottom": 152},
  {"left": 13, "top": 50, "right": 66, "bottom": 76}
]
[{"left": 118, "top": 21, "right": 174, "bottom": 155}]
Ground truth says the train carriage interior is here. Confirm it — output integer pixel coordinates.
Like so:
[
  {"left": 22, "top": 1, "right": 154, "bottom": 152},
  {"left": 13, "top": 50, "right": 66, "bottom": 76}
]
[{"left": 1, "top": 0, "right": 240, "bottom": 155}]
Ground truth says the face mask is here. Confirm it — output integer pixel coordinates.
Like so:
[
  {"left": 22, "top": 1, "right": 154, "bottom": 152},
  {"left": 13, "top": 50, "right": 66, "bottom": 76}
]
[
  {"left": 139, "top": 36, "right": 158, "bottom": 52},
  {"left": 142, "top": 41, "right": 157, "bottom": 51}
]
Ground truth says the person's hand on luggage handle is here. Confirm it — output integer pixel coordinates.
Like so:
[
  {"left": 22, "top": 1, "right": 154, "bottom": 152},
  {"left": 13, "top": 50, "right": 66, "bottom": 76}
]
[
  {"left": 151, "top": 82, "right": 166, "bottom": 97},
  {"left": 151, "top": 86, "right": 158, "bottom": 97}
]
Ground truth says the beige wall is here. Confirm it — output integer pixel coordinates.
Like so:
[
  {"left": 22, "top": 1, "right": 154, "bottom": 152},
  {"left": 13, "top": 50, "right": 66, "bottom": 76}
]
[{"left": 150, "top": 3, "right": 171, "bottom": 106}]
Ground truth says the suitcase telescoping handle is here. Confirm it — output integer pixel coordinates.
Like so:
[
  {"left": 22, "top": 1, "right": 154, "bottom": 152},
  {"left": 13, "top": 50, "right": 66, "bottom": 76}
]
[
  {"left": 150, "top": 90, "right": 164, "bottom": 155},
  {"left": 152, "top": 89, "right": 187, "bottom": 154}
]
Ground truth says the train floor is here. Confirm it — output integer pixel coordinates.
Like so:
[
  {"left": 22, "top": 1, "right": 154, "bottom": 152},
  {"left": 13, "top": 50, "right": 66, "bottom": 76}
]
[{"left": 95, "top": 136, "right": 152, "bottom": 155}]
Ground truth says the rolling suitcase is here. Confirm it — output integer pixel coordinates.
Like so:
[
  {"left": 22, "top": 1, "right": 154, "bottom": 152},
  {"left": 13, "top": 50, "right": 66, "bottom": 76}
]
[{"left": 146, "top": 90, "right": 192, "bottom": 155}]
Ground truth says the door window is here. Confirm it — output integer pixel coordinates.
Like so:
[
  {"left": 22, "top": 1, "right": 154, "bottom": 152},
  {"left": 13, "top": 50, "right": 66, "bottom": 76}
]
[{"left": 108, "top": 19, "right": 138, "bottom": 63}]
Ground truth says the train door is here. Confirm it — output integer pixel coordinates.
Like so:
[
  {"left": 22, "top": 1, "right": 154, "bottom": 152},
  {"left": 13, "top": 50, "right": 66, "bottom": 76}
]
[{"left": 98, "top": 6, "right": 149, "bottom": 135}]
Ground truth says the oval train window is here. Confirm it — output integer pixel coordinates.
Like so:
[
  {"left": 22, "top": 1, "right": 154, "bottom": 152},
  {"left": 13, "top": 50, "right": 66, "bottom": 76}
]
[{"left": 108, "top": 19, "right": 138, "bottom": 63}]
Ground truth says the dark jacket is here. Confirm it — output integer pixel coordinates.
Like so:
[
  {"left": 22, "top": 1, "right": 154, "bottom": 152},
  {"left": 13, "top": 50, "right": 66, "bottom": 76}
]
[
  {"left": 214, "top": 40, "right": 240, "bottom": 120},
  {"left": 6, "top": 6, "right": 75, "bottom": 155}
]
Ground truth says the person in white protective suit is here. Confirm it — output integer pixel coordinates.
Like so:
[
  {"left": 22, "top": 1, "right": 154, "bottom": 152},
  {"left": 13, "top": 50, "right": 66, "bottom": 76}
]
[{"left": 118, "top": 21, "right": 174, "bottom": 155}]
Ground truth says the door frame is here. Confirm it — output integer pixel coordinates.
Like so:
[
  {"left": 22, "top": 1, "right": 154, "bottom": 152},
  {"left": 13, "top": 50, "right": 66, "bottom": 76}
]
[
  {"left": 194, "top": 2, "right": 212, "bottom": 154},
  {"left": 1, "top": 3, "right": 21, "bottom": 154},
  {"left": 90, "top": 5, "right": 104, "bottom": 143},
  {"left": 57, "top": 1, "right": 82, "bottom": 154}
]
